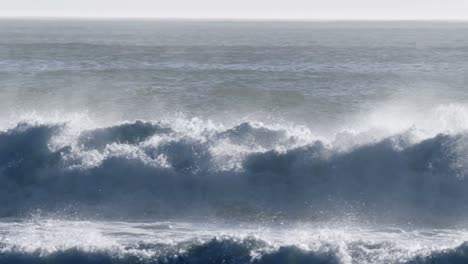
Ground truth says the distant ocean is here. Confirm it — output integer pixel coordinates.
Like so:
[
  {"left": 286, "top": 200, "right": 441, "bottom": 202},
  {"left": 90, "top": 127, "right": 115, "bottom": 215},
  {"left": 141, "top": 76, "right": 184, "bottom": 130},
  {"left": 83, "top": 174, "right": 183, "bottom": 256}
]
[{"left": 1, "top": 19, "right": 468, "bottom": 263}]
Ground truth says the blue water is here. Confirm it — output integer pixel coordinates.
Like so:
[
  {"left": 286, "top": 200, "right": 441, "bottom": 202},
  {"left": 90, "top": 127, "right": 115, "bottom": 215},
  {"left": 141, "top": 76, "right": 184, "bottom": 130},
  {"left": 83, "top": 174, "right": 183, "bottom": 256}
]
[{"left": 1, "top": 19, "right": 468, "bottom": 263}]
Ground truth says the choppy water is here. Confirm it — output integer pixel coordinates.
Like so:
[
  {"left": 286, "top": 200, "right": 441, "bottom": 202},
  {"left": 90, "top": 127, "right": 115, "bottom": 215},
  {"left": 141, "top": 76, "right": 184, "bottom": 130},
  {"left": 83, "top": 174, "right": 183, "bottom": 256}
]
[{"left": 1, "top": 19, "right": 468, "bottom": 263}]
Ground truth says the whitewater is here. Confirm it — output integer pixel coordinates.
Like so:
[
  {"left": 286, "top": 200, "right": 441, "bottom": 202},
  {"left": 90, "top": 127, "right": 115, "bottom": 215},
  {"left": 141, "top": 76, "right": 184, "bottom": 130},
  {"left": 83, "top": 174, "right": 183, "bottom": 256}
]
[{"left": 1, "top": 20, "right": 468, "bottom": 263}]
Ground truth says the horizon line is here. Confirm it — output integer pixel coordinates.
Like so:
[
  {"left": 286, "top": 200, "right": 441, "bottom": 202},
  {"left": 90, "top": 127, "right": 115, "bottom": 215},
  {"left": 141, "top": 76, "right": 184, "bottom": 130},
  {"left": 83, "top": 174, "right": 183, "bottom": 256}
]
[{"left": 0, "top": 15, "right": 467, "bottom": 22}]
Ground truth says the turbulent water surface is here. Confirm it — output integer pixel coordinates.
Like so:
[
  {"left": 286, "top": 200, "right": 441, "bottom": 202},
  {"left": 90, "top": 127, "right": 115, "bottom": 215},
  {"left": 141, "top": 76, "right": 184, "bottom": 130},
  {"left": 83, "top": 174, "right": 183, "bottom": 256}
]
[{"left": 1, "top": 19, "right": 468, "bottom": 263}]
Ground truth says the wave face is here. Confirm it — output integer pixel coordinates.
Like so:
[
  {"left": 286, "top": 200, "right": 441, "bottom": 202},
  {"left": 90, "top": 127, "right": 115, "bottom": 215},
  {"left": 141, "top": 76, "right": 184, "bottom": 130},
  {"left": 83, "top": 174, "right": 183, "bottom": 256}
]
[
  {"left": 3, "top": 240, "right": 468, "bottom": 264},
  {"left": 0, "top": 238, "right": 339, "bottom": 264},
  {"left": 1, "top": 115, "right": 468, "bottom": 225},
  {"left": 1, "top": 220, "right": 468, "bottom": 264}
]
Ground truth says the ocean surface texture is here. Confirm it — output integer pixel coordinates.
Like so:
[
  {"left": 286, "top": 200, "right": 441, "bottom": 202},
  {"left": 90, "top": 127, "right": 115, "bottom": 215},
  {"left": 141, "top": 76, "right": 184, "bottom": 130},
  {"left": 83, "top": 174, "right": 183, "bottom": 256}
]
[{"left": 1, "top": 20, "right": 468, "bottom": 263}]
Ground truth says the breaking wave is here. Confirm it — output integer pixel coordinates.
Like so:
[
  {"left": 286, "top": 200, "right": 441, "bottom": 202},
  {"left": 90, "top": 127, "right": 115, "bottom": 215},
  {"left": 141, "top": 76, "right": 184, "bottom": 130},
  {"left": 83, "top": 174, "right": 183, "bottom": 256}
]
[
  {"left": 0, "top": 237, "right": 338, "bottom": 264},
  {"left": 1, "top": 236, "right": 468, "bottom": 264},
  {"left": 2, "top": 110, "right": 468, "bottom": 225}
]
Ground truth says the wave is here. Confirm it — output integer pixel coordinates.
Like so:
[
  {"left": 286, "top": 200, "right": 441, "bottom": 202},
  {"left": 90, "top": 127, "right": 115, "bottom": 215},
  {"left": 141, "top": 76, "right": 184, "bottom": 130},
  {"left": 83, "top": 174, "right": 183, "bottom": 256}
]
[
  {"left": 0, "top": 239, "right": 338, "bottom": 264},
  {"left": 1, "top": 117, "right": 468, "bottom": 225},
  {"left": 0, "top": 237, "right": 349, "bottom": 264},
  {"left": 1, "top": 236, "right": 467, "bottom": 264}
]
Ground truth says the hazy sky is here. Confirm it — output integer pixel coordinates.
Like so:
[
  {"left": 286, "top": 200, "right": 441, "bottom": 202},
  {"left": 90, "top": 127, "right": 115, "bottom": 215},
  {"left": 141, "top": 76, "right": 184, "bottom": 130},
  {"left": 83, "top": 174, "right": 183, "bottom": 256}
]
[{"left": 0, "top": 0, "right": 467, "bottom": 20}]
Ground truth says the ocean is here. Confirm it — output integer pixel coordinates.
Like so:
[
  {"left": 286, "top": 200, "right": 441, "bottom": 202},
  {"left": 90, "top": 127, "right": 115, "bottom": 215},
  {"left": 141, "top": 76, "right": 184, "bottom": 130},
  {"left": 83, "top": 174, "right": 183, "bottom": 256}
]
[{"left": 1, "top": 19, "right": 468, "bottom": 263}]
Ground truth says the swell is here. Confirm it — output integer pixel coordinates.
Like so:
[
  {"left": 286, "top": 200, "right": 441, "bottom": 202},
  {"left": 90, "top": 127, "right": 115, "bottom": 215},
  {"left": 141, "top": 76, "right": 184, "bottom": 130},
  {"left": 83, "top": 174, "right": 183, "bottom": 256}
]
[
  {"left": 0, "top": 237, "right": 467, "bottom": 264},
  {"left": 1, "top": 119, "right": 468, "bottom": 224}
]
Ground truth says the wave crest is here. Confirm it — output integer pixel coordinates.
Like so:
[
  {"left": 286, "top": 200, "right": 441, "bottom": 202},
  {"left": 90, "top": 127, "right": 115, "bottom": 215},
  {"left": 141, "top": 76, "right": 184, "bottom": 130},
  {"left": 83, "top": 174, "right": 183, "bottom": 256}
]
[
  {"left": 1, "top": 119, "right": 468, "bottom": 224},
  {"left": 2, "top": 236, "right": 468, "bottom": 264}
]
